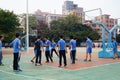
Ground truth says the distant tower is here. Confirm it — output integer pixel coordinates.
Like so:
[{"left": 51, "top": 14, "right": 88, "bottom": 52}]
[{"left": 62, "top": 1, "right": 78, "bottom": 15}]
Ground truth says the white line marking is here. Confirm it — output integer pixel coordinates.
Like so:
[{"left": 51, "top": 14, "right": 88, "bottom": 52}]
[
  {"left": 0, "top": 69, "right": 55, "bottom": 80},
  {"left": 67, "top": 62, "right": 120, "bottom": 71}
]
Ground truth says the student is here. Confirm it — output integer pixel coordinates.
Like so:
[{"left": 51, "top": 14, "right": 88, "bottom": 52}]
[
  {"left": 44, "top": 37, "right": 53, "bottom": 63},
  {"left": 35, "top": 36, "right": 44, "bottom": 66},
  {"left": 51, "top": 39, "right": 59, "bottom": 57},
  {"left": 0, "top": 35, "right": 4, "bottom": 66},
  {"left": 11, "top": 33, "right": 22, "bottom": 71},
  {"left": 31, "top": 38, "right": 37, "bottom": 63},
  {"left": 74, "top": 38, "right": 78, "bottom": 60},
  {"left": 57, "top": 35, "right": 67, "bottom": 67},
  {"left": 84, "top": 36, "right": 92, "bottom": 62},
  {"left": 69, "top": 36, "right": 76, "bottom": 64},
  {"left": 112, "top": 38, "right": 119, "bottom": 59}
]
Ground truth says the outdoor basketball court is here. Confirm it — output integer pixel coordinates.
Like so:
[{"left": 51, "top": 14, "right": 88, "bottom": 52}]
[{"left": 0, "top": 47, "right": 120, "bottom": 80}]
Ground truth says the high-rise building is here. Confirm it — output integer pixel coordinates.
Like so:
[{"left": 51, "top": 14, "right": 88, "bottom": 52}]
[
  {"left": 62, "top": 1, "right": 83, "bottom": 15},
  {"left": 62, "top": 1, "right": 84, "bottom": 23}
]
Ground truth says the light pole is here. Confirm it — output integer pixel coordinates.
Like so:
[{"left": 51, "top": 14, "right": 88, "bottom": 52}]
[{"left": 26, "top": 0, "right": 29, "bottom": 52}]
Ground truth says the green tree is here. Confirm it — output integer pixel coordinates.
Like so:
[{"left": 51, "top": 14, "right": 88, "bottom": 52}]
[
  {"left": 50, "top": 14, "right": 100, "bottom": 43},
  {"left": 0, "top": 8, "right": 20, "bottom": 42},
  {"left": 116, "top": 34, "right": 120, "bottom": 43}
]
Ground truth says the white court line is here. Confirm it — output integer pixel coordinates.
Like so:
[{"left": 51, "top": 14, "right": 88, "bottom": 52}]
[
  {"left": 67, "top": 62, "right": 120, "bottom": 72},
  {"left": 9, "top": 64, "right": 62, "bottom": 72},
  {"left": 0, "top": 69, "right": 56, "bottom": 80}
]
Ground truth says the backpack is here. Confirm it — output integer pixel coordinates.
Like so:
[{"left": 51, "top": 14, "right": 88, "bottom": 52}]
[{"left": 35, "top": 40, "right": 41, "bottom": 51}]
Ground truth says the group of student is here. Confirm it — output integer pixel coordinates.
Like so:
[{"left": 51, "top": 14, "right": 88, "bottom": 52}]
[
  {"left": 30, "top": 35, "right": 93, "bottom": 67},
  {"left": 0, "top": 33, "right": 94, "bottom": 72},
  {"left": 0, "top": 33, "right": 118, "bottom": 72},
  {"left": 0, "top": 33, "right": 22, "bottom": 72},
  {"left": 30, "top": 35, "right": 76, "bottom": 67}
]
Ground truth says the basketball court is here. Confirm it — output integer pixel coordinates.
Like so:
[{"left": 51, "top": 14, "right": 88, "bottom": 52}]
[{"left": 0, "top": 47, "right": 120, "bottom": 80}]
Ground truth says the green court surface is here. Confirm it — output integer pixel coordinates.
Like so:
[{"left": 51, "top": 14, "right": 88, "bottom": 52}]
[{"left": 0, "top": 47, "right": 120, "bottom": 80}]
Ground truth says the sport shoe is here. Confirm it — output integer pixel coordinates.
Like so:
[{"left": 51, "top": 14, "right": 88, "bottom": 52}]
[
  {"left": 0, "top": 64, "right": 4, "bottom": 66},
  {"left": 35, "top": 63, "right": 37, "bottom": 66},
  {"left": 113, "top": 57, "right": 115, "bottom": 60},
  {"left": 84, "top": 59, "right": 87, "bottom": 61},
  {"left": 31, "top": 60, "right": 34, "bottom": 63},
  {"left": 88, "top": 59, "right": 91, "bottom": 62},
  {"left": 18, "top": 69, "right": 22, "bottom": 71},
  {"left": 39, "top": 63, "right": 42, "bottom": 65},
  {"left": 64, "top": 65, "right": 67, "bottom": 67}
]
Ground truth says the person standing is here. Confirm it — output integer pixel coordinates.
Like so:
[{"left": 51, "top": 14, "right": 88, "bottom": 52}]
[
  {"left": 11, "top": 33, "right": 22, "bottom": 71},
  {"left": 69, "top": 36, "right": 76, "bottom": 64},
  {"left": 44, "top": 37, "right": 53, "bottom": 63},
  {"left": 0, "top": 35, "right": 4, "bottom": 66},
  {"left": 35, "top": 36, "right": 44, "bottom": 66},
  {"left": 84, "top": 36, "right": 92, "bottom": 62},
  {"left": 112, "top": 38, "right": 119, "bottom": 59},
  {"left": 57, "top": 35, "right": 67, "bottom": 67},
  {"left": 51, "top": 39, "right": 59, "bottom": 57},
  {"left": 31, "top": 38, "right": 37, "bottom": 63}
]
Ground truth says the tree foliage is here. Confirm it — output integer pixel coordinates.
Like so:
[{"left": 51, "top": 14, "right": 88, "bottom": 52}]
[
  {"left": 0, "top": 8, "right": 20, "bottom": 42},
  {"left": 116, "top": 34, "right": 120, "bottom": 43},
  {"left": 49, "top": 14, "right": 100, "bottom": 43}
]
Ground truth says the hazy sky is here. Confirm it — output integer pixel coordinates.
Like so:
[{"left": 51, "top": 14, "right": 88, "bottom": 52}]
[{"left": 0, "top": 0, "right": 120, "bottom": 18}]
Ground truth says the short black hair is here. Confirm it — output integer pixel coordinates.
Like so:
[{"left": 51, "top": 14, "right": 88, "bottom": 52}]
[
  {"left": 0, "top": 35, "right": 3, "bottom": 39},
  {"left": 37, "top": 36, "right": 41, "bottom": 39},
  {"left": 60, "top": 35, "right": 63, "bottom": 39},
  {"left": 70, "top": 36, "right": 73, "bottom": 39},
  {"left": 87, "top": 36, "right": 90, "bottom": 39},
  {"left": 16, "top": 33, "right": 20, "bottom": 38},
  {"left": 44, "top": 36, "right": 48, "bottom": 39},
  {"left": 112, "top": 37, "right": 115, "bottom": 40},
  {"left": 74, "top": 37, "right": 77, "bottom": 40}
]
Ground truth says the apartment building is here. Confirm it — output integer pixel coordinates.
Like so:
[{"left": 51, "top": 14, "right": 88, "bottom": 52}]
[{"left": 94, "top": 14, "right": 118, "bottom": 41}]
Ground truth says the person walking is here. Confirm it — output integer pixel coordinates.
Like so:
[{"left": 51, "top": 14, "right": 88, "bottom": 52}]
[
  {"left": 31, "top": 38, "right": 37, "bottom": 63},
  {"left": 51, "top": 39, "right": 59, "bottom": 57}
]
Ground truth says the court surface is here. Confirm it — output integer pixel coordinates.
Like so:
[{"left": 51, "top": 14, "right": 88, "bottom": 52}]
[{"left": 0, "top": 47, "right": 120, "bottom": 80}]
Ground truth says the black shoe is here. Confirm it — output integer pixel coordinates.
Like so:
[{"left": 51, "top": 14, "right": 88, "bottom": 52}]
[
  {"left": 39, "top": 63, "right": 42, "bottom": 65},
  {"left": 31, "top": 60, "right": 34, "bottom": 63},
  {"left": 88, "top": 59, "right": 91, "bottom": 62},
  {"left": 46, "top": 61, "right": 49, "bottom": 63},
  {"left": 13, "top": 69, "right": 22, "bottom": 72},
  {"left": 71, "top": 62, "right": 75, "bottom": 64},
  {"left": 0, "top": 64, "right": 4, "bottom": 66},
  {"left": 18, "top": 69, "right": 22, "bottom": 71},
  {"left": 64, "top": 65, "right": 67, "bottom": 67},
  {"left": 75, "top": 58, "right": 78, "bottom": 61},
  {"left": 58, "top": 65, "right": 61, "bottom": 67},
  {"left": 117, "top": 56, "right": 120, "bottom": 59},
  {"left": 35, "top": 63, "right": 37, "bottom": 66},
  {"left": 113, "top": 57, "right": 115, "bottom": 60},
  {"left": 84, "top": 59, "right": 87, "bottom": 61}
]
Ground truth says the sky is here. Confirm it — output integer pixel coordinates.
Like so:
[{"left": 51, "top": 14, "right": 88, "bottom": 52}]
[{"left": 0, "top": 0, "right": 120, "bottom": 19}]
